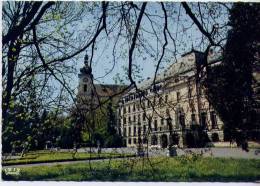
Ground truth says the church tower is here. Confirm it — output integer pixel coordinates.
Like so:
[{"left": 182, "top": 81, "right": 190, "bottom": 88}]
[{"left": 77, "top": 52, "right": 95, "bottom": 101}]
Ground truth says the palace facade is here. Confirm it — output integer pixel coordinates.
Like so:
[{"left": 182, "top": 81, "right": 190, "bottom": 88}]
[{"left": 117, "top": 50, "right": 225, "bottom": 148}]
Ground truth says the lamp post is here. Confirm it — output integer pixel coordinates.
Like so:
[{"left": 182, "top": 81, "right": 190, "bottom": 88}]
[
  {"left": 167, "top": 116, "right": 177, "bottom": 156},
  {"left": 137, "top": 123, "right": 144, "bottom": 157}
]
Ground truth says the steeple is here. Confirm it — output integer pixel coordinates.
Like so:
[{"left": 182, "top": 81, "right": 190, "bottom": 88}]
[
  {"left": 191, "top": 43, "right": 194, "bottom": 52},
  {"left": 84, "top": 52, "right": 89, "bottom": 67},
  {"left": 80, "top": 51, "right": 92, "bottom": 75}
]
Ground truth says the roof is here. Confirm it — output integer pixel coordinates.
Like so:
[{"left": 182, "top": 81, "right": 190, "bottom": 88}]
[
  {"left": 94, "top": 84, "right": 128, "bottom": 97},
  {"left": 121, "top": 50, "right": 224, "bottom": 97},
  {"left": 133, "top": 51, "right": 204, "bottom": 91}
]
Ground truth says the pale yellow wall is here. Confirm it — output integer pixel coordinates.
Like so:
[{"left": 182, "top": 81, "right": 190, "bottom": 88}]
[{"left": 118, "top": 53, "right": 224, "bottom": 147}]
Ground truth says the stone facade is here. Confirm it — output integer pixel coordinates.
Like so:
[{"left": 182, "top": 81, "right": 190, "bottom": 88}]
[{"left": 117, "top": 50, "right": 224, "bottom": 148}]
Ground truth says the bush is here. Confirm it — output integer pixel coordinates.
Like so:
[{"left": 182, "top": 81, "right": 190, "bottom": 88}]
[
  {"left": 212, "top": 133, "right": 220, "bottom": 142},
  {"left": 184, "top": 126, "right": 210, "bottom": 148}
]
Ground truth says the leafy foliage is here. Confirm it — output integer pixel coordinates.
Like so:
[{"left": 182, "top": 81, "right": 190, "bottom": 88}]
[
  {"left": 204, "top": 3, "right": 260, "bottom": 150},
  {"left": 76, "top": 100, "right": 123, "bottom": 148}
]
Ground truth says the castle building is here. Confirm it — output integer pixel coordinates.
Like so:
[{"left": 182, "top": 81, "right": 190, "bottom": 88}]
[{"left": 117, "top": 50, "right": 224, "bottom": 148}]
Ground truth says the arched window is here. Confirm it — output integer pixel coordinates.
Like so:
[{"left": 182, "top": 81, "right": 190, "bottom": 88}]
[
  {"left": 180, "top": 113, "right": 185, "bottom": 127},
  {"left": 143, "top": 125, "right": 146, "bottom": 134},
  {"left": 210, "top": 111, "right": 218, "bottom": 129},
  {"left": 154, "top": 120, "right": 158, "bottom": 131},
  {"left": 128, "top": 127, "right": 131, "bottom": 136},
  {"left": 201, "top": 112, "right": 207, "bottom": 129},
  {"left": 142, "top": 113, "right": 146, "bottom": 121},
  {"left": 83, "top": 84, "right": 87, "bottom": 92}
]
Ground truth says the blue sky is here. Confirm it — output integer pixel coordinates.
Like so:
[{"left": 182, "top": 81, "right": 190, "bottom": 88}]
[{"left": 49, "top": 2, "right": 229, "bottom": 96}]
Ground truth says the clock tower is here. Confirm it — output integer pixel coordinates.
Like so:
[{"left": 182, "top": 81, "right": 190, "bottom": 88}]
[{"left": 77, "top": 52, "right": 94, "bottom": 100}]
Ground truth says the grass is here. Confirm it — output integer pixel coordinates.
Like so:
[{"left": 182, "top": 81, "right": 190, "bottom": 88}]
[
  {"left": 2, "top": 156, "right": 260, "bottom": 182},
  {"left": 2, "top": 150, "right": 133, "bottom": 166}
]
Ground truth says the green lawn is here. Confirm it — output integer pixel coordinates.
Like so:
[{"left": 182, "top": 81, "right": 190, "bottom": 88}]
[
  {"left": 3, "top": 156, "right": 260, "bottom": 181},
  {"left": 2, "top": 150, "right": 132, "bottom": 166}
]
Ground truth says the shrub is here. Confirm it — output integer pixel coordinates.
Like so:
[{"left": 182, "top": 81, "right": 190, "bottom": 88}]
[{"left": 212, "top": 133, "right": 220, "bottom": 142}]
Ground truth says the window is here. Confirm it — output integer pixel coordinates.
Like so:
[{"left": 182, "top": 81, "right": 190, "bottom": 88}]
[
  {"left": 143, "top": 137, "right": 148, "bottom": 144},
  {"left": 134, "top": 138, "right": 137, "bottom": 144},
  {"left": 128, "top": 106, "right": 131, "bottom": 113},
  {"left": 134, "top": 126, "right": 136, "bottom": 136},
  {"left": 167, "top": 117, "right": 172, "bottom": 131},
  {"left": 191, "top": 113, "right": 196, "bottom": 125},
  {"left": 138, "top": 127, "right": 141, "bottom": 135},
  {"left": 123, "top": 107, "right": 126, "bottom": 114},
  {"left": 128, "top": 138, "right": 132, "bottom": 144},
  {"left": 143, "top": 125, "right": 146, "bottom": 134},
  {"left": 201, "top": 112, "right": 207, "bottom": 129},
  {"left": 133, "top": 104, "right": 136, "bottom": 112},
  {"left": 151, "top": 135, "right": 158, "bottom": 145},
  {"left": 177, "top": 92, "right": 180, "bottom": 102},
  {"left": 83, "top": 84, "right": 87, "bottom": 92},
  {"left": 142, "top": 113, "right": 146, "bottom": 121},
  {"left": 148, "top": 119, "right": 152, "bottom": 129},
  {"left": 154, "top": 120, "right": 158, "bottom": 131},
  {"left": 161, "top": 118, "right": 164, "bottom": 125},
  {"left": 188, "top": 87, "right": 192, "bottom": 99},
  {"left": 123, "top": 117, "right": 126, "bottom": 125},
  {"left": 180, "top": 113, "right": 185, "bottom": 127},
  {"left": 128, "top": 116, "right": 131, "bottom": 123},
  {"left": 128, "top": 127, "right": 131, "bottom": 136},
  {"left": 210, "top": 111, "right": 218, "bottom": 129},
  {"left": 133, "top": 115, "right": 136, "bottom": 122},
  {"left": 123, "top": 128, "right": 126, "bottom": 137},
  {"left": 175, "top": 112, "right": 179, "bottom": 129},
  {"left": 165, "top": 95, "right": 168, "bottom": 103}
]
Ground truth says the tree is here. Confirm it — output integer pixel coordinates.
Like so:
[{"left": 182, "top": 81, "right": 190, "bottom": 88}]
[
  {"left": 2, "top": 1, "right": 91, "bottom": 152},
  {"left": 104, "top": 100, "right": 123, "bottom": 147},
  {"left": 5, "top": 1, "right": 255, "bottom": 154},
  {"left": 204, "top": 3, "right": 260, "bottom": 151}
]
